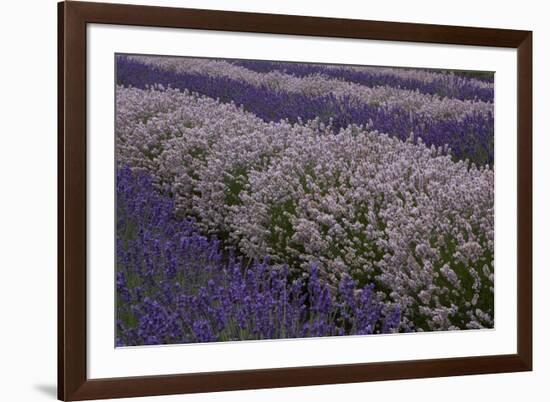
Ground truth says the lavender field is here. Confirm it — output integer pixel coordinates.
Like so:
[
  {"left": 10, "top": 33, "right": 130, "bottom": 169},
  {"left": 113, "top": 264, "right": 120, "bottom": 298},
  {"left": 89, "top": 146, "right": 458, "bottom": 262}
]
[{"left": 115, "top": 55, "right": 494, "bottom": 347}]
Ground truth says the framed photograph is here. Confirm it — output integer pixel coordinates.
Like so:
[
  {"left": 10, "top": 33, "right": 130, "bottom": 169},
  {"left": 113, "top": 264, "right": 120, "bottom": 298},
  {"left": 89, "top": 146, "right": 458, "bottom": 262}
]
[{"left": 58, "top": 1, "right": 532, "bottom": 400}]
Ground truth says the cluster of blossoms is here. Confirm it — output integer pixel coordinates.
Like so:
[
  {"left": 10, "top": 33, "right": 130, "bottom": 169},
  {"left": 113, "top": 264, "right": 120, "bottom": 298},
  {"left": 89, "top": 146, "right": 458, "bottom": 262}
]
[
  {"left": 116, "top": 167, "right": 401, "bottom": 346},
  {"left": 116, "top": 83, "right": 494, "bottom": 332},
  {"left": 124, "top": 55, "right": 493, "bottom": 121},
  {"left": 117, "top": 58, "right": 494, "bottom": 165}
]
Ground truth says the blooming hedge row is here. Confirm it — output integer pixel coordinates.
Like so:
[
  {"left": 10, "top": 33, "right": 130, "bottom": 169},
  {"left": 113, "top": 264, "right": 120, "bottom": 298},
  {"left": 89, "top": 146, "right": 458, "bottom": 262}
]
[{"left": 231, "top": 59, "right": 494, "bottom": 102}]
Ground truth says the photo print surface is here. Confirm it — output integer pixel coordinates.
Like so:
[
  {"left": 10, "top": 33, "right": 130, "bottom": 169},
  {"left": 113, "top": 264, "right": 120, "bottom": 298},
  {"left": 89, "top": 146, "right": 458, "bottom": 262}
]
[{"left": 115, "top": 54, "right": 494, "bottom": 347}]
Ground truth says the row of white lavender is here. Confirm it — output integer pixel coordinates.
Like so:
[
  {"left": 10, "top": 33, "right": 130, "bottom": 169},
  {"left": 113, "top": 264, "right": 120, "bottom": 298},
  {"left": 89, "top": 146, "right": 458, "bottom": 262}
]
[
  {"left": 127, "top": 55, "right": 493, "bottom": 121},
  {"left": 117, "top": 85, "right": 494, "bottom": 332}
]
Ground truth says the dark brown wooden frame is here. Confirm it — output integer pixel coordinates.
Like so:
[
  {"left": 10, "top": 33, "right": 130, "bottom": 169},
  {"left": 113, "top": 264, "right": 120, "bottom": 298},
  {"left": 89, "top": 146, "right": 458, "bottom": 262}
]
[{"left": 58, "top": 1, "right": 532, "bottom": 400}]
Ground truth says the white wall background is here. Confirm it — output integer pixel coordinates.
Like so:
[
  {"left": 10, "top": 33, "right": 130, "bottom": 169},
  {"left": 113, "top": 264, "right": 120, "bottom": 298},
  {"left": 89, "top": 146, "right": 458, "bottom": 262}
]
[{"left": 0, "top": 0, "right": 546, "bottom": 401}]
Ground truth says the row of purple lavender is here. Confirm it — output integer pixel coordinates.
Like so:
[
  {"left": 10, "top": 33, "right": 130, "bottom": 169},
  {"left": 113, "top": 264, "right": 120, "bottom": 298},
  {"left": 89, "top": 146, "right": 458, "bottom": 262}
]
[{"left": 116, "top": 55, "right": 494, "bottom": 346}]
